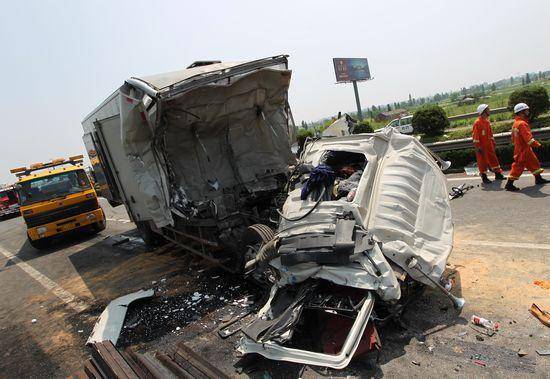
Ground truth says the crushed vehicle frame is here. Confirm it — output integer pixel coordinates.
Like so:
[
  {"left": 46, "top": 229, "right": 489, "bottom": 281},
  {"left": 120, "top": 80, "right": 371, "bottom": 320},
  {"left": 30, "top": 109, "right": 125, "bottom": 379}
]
[{"left": 239, "top": 127, "right": 458, "bottom": 368}]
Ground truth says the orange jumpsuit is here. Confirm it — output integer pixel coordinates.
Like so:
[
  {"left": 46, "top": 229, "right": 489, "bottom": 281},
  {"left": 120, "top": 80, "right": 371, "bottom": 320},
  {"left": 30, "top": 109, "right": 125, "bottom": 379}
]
[
  {"left": 509, "top": 115, "right": 543, "bottom": 180},
  {"left": 472, "top": 117, "right": 502, "bottom": 174}
]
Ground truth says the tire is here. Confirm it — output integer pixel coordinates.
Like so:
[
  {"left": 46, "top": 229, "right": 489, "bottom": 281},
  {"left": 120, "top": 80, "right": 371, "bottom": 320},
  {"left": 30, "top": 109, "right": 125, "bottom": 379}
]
[
  {"left": 241, "top": 224, "right": 275, "bottom": 246},
  {"left": 136, "top": 221, "right": 166, "bottom": 247},
  {"left": 27, "top": 233, "right": 50, "bottom": 250},
  {"left": 91, "top": 219, "right": 106, "bottom": 233}
]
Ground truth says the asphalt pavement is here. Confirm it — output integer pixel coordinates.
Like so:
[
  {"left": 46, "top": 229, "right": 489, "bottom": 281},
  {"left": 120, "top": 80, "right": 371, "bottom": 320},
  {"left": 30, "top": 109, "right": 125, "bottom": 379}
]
[{"left": 0, "top": 174, "right": 549, "bottom": 378}]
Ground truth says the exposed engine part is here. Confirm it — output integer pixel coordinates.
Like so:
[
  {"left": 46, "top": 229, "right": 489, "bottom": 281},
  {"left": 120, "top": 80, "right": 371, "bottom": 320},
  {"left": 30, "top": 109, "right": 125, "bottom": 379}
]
[{"left": 406, "top": 257, "right": 465, "bottom": 310}]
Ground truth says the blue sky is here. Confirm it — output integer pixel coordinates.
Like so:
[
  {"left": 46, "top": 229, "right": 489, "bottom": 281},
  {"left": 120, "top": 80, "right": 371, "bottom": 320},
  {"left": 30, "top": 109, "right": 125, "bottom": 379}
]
[{"left": 1, "top": 0, "right": 549, "bottom": 183}]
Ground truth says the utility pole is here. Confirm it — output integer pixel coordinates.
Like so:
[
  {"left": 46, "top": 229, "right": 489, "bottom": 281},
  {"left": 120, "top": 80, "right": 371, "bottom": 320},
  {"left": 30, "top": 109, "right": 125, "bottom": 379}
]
[{"left": 352, "top": 80, "right": 363, "bottom": 121}]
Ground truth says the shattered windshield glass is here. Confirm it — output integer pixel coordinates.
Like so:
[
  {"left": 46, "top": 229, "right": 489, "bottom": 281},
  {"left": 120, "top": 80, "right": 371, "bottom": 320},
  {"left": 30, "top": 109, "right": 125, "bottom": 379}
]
[{"left": 18, "top": 169, "right": 91, "bottom": 206}]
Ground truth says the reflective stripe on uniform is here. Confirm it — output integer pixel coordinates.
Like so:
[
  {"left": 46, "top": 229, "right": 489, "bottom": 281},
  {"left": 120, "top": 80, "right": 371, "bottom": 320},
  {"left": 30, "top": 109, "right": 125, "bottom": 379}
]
[
  {"left": 473, "top": 139, "right": 480, "bottom": 143},
  {"left": 528, "top": 138, "right": 536, "bottom": 145},
  {"left": 532, "top": 168, "right": 544, "bottom": 175}
]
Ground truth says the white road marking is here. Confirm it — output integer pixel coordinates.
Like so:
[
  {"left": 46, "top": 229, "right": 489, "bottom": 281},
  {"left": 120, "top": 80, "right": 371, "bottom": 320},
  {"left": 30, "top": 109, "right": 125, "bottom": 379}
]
[
  {"left": 446, "top": 173, "right": 550, "bottom": 182},
  {"left": 0, "top": 245, "right": 88, "bottom": 312},
  {"left": 106, "top": 218, "right": 131, "bottom": 223},
  {"left": 457, "top": 239, "right": 550, "bottom": 250}
]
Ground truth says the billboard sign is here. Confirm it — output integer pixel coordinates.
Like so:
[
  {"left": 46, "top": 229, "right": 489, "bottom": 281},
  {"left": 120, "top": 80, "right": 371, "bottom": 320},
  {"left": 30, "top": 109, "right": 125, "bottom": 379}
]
[{"left": 333, "top": 58, "right": 371, "bottom": 83}]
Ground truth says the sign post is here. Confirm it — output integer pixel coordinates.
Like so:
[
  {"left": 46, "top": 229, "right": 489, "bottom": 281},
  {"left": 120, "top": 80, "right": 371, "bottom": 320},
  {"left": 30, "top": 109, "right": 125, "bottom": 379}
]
[
  {"left": 333, "top": 58, "right": 371, "bottom": 122},
  {"left": 352, "top": 81, "right": 363, "bottom": 121}
]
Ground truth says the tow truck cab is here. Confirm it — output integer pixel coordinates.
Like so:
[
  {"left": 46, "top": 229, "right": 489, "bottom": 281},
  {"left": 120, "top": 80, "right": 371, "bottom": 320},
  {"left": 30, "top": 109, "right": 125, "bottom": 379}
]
[{"left": 10, "top": 156, "right": 106, "bottom": 249}]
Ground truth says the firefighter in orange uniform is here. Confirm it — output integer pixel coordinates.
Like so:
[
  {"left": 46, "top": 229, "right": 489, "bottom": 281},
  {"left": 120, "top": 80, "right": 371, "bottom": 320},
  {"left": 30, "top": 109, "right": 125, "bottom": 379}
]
[
  {"left": 472, "top": 104, "right": 504, "bottom": 183},
  {"left": 505, "top": 103, "right": 549, "bottom": 191}
]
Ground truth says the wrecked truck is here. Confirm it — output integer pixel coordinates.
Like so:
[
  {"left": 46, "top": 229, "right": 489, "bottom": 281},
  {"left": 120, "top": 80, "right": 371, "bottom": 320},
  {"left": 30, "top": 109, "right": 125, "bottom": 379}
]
[
  {"left": 82, "top": 55, "right": 296, "bottom": 271},
  {"left": 238, "top": 127, "right": 457, "bottom": 368}
]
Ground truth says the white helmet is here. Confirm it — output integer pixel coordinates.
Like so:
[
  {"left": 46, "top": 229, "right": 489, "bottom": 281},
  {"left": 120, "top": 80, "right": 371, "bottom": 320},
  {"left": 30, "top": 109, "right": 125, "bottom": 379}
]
[
  {"left": 476, "top": 104, "right": 489, "bottom": 115},
  {"left": 514, "top": 103, "right": 529, "bottom": 114}
]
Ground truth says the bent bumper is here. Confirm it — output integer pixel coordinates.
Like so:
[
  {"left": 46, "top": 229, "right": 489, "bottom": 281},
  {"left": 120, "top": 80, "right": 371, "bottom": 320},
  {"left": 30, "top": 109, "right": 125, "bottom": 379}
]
[
  {"left": 0, "top": 206, "right": 20, "bottom": 217},
  {"left": 27, "top": 207, "right": 105, "bottom": 240}
]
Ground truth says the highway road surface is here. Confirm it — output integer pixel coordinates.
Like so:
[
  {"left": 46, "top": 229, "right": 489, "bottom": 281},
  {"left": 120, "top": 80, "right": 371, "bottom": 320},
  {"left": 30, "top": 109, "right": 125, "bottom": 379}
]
[{"left": 0, "top": 174, "right": 549, "bottom": 378}]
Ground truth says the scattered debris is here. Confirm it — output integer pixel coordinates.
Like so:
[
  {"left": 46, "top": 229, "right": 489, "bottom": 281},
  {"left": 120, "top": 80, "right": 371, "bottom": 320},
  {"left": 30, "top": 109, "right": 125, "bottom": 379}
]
[
  {"left": 470, "top": 324, "right": 495, "bottom": 337},
  {"left": 529, "top": 303, "right": 550, "bottom": 328},
  {"left": 31, "top": 319, "right": 37, "bottom": 324},
  {"left": 411, "top": 360, "right": 420, "bottom": 366},
  {"left": 473, "top": 360, "right": 486, "bottom": 367},
  {"left": 111, "top": 237, "right": 131, "bottom": 246},
  {"left": 476, "top": 335, "right": 484, "bottom": 341},
  {"left": 449, "top": 183, "right": 475, "bottom": 200},
  {"left": 464, "top": 163, "right": 480, "bottom": 176},
  {"left": 218, "top": 311, "right": 252, "bottom": 339},
  {"left": 458, "top": 331, "right": 468, "bottom": 337},
  {"left": 517, "top": 348, "right": 527, "bottom": 357},
  {"left": 117, "top": 271, "right": 259, "bottom": 346},
  {"left": 471, "top": 315, "right": 499, "bottom": 331},
  {"left": 533, "top": 280, "right": 550, "bottom": 289},
  {"left": 536, "top": 349, "right": 550, "bottom": 356}
]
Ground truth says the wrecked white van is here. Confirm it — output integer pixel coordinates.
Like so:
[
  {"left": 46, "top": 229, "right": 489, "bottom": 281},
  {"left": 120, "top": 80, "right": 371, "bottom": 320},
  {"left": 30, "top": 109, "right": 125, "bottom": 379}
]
[{"left": 239, "top": 127, "right": 457, "bottom": 368}]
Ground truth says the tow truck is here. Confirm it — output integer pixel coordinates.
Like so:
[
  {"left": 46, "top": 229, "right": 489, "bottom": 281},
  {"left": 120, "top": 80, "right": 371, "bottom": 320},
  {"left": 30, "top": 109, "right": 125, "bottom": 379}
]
[{"left": 10, "top": 155, "right": 106, "bottom": 249}]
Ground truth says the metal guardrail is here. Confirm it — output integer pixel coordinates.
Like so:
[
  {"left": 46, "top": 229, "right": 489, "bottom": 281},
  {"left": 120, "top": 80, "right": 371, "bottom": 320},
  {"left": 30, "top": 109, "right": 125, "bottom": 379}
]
[
  {"left": 447, "top": 107, "right": 509, "bottom": 122},
  {"left": 426, "top": 126, "right": 550, "bottom": 152}
]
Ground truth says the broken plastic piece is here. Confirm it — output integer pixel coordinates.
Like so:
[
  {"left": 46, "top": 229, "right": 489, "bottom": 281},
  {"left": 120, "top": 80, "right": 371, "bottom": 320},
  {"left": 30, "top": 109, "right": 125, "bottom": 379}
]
[
  {"left": 533, "top": 280, "right": 550, "bottom": 289},
  {"left": 517, "top": 348, "right": 527, "bottom": 357},
  {"left": 87, "top": 289, "right": 154, "bottom": 345},
  {"left": 529, "top": 303, "right": 550, "bottom": 328}
]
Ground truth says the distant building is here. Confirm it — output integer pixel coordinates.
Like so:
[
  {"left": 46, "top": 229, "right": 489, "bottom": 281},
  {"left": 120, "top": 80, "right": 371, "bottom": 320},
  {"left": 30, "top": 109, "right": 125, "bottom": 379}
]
[
  {"left": 375, "top": 109, "right": 408, "bottom": 122},
  {"left": 458, "top": 96, "right": 475, "bottom": 105}
]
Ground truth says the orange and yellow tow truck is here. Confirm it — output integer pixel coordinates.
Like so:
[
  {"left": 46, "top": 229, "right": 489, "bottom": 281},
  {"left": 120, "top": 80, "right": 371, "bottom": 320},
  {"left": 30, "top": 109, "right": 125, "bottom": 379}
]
[{"left": 10, "top": 155, "right": 106, "bottom": 249}]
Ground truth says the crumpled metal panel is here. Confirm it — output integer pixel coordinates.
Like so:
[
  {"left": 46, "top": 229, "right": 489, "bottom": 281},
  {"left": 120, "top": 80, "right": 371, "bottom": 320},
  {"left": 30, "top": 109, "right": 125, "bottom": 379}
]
[
  {"left": 238, "top": 292, "right": 374, "bottom": 369},
  {"left": 87, "top": 289, "right": 154, "bottom": 346},
  {"left": 365, "top": 130, "right": 453, "bottom": 284}
]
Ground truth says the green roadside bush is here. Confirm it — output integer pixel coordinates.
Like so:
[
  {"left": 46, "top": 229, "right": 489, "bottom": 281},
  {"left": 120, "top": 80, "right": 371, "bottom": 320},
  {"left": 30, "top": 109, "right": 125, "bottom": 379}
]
[
  {"left": 352, "top": 120, "right": 374, "bottom": 134},
  {"left": 412, "top": 105, "right": 449, "bottom": 136},
  {"left": 508, "top": 85, "right": 549, "bottom": 119}
]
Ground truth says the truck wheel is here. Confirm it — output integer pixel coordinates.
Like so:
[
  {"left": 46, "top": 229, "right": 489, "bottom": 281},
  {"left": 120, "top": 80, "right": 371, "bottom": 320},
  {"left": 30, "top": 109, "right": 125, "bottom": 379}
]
[
  {"left": 27, "top": 234, "right": 50, "bottom": 250},
  {"left": 240, "top": 224, "right": 276, "bottom": 269},
  {"left": 92, "top": 219, "right": 106, "bottom": 233},
  {"left": 241, "top": 224, "right": 275, "bottom": 246},
  {"left": 136, "top": 221, "right": 166, "bottom": 247}
]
